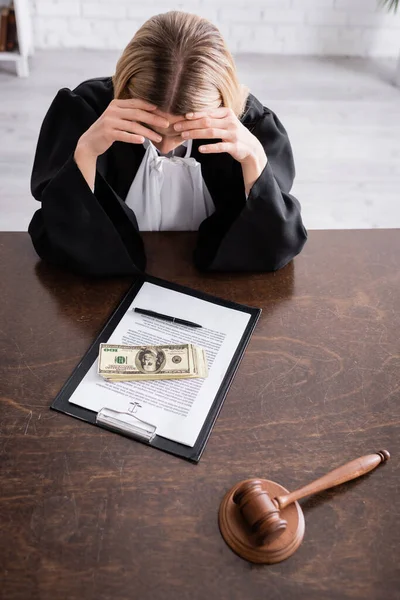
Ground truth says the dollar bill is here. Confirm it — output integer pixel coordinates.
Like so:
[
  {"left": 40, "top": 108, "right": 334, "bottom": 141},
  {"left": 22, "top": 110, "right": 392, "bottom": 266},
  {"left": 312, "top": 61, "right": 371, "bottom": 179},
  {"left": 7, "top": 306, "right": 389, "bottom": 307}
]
[{"left": 98, "top": 343, "right": 208, "bottom": 381}]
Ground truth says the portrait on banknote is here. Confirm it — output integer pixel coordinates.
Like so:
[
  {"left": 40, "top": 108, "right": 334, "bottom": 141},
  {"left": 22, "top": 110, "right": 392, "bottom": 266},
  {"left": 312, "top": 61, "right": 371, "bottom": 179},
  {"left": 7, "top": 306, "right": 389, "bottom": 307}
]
[{"left": 136, "top": 348, "right": 166, "bottom": 373}]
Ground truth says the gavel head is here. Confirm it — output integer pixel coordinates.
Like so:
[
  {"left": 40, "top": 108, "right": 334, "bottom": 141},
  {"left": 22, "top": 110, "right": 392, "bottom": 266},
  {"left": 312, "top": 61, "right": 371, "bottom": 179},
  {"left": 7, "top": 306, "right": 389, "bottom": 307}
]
[{"left": 233, "top": 480, "right": 287, "bottom": 546}]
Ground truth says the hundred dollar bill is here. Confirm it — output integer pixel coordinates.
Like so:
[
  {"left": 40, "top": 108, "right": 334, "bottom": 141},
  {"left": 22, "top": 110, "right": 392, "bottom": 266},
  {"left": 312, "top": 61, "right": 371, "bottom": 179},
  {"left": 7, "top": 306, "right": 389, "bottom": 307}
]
[{"left": 98, "top": 343, "right": 208, "bottom": 381}]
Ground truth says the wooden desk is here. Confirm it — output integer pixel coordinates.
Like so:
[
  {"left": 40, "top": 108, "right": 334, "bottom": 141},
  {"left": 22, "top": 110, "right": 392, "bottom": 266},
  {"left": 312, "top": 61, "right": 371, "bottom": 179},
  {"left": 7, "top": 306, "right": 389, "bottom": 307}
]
[{"left": 0, "top": 231, "right": 399, "bottom": 600}]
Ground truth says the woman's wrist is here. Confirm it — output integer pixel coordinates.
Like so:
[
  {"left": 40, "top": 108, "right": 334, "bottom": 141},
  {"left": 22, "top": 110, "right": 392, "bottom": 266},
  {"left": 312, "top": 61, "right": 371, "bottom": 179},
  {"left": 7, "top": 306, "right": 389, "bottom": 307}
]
[
  {"left": 75, "top": 136, "right": 98, "bottom": 161},
  {"left": 74, "top": 139, "right": 98, "bottom": 191},
  {"left": 241, "top": 149, "right": 268, "bottom": 197}
]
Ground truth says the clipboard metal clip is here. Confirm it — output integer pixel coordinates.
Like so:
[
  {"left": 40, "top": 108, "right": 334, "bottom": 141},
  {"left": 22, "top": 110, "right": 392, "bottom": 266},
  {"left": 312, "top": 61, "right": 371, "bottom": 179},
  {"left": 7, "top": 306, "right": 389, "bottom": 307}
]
[{"left": 96, "top": 407, "right": 157, "bottom": 443}]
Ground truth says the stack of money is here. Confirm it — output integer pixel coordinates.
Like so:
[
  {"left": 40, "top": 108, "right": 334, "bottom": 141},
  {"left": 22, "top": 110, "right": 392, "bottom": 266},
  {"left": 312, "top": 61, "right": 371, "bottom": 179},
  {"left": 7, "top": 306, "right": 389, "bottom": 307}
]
[{"left": 98, "top": 343, "right": 208, "bottom": 381}]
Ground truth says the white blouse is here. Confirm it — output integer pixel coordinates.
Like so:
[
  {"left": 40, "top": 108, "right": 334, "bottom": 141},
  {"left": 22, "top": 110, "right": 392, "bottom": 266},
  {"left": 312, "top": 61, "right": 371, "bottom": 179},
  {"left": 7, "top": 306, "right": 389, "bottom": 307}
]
[{"left": 123, "top": 138, "right": 215, "bottom": 231}]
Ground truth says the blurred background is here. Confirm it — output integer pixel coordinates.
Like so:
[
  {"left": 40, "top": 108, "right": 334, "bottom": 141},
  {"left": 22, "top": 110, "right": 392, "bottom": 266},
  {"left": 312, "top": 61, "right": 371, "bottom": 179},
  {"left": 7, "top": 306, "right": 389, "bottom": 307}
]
[{"left": 1, "top": 0, "right": 399, "bottom": 231}]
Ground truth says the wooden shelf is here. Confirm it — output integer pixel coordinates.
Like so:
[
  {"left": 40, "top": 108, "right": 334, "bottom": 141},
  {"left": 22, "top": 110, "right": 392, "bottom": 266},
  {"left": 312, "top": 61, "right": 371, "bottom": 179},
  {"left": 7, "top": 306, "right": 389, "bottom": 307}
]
[
  {"left": 0, "top": 0, "right": 34, "bottom": 77},
  {"left": 0, "top": 49, "right": 20, "bottom": 60}
]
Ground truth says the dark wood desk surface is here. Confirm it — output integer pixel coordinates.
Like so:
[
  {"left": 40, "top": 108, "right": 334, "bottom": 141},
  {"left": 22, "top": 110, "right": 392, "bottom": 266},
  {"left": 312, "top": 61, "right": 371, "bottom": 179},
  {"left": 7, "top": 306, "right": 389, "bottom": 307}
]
[{"left": 1, "top": 231, "right": 399, "bottom": 600}]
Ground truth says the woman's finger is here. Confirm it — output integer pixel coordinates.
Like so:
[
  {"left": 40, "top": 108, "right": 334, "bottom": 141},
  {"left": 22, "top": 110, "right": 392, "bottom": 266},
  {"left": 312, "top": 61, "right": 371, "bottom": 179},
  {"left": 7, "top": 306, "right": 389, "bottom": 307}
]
[
  {"left": 117, "top": 107, "right": 170, "bottom": 130},
  {"left": 185, "top": 107, "right": 230, "bottom": 120},
  {"left": 109, "top": 117, "right": 163, "bottom": 143},
  {"left": 174, "top": 115, "right": 232, "bottom": 133},
  {"left": 120, "top": 120, "right": 163, "bottom": 143},
  {"left": 112, "top": 98, "right": 158, "bottom": 111},
  {"left": 181, "top": 127, "right": 234, "bottom": 141},
  {"left": 198, "top": 141, "right": 235, "bottom": 154},
  {"left": 113, "top": 130, "right": 146, "bottom": 145}
]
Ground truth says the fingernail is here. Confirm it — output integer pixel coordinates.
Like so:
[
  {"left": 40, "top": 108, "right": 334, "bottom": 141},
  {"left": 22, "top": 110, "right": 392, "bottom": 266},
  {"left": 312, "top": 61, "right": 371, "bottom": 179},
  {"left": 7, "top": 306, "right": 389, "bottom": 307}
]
[
  {"left": 181, "top": 131, "right": 189, "bottom": 138},
  {"left": 156, "top": 136, "right": 162, "bottom": 142},
  {"left": 199, "top": 146, "right": 207, "bottom": 151},
  {"left": 186, "top": 112, "right": 194, "bottom": 118},
  {"left": 174, "top": 123, "right": 182, "bottom": 131}
]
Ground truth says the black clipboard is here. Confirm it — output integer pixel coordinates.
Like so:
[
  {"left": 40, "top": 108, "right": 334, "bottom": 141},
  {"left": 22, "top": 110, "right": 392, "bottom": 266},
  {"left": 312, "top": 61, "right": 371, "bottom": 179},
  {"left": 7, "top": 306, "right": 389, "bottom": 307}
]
[{"left": 51, "top": 274, "right": 261, "bottom": 462}]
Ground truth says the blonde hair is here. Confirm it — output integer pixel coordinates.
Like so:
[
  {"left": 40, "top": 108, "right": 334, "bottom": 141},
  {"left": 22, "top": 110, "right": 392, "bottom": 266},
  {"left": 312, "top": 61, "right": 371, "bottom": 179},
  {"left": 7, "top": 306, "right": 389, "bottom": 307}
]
[{"left": 112, "top": 11, "right": 249, "bottom": 118}]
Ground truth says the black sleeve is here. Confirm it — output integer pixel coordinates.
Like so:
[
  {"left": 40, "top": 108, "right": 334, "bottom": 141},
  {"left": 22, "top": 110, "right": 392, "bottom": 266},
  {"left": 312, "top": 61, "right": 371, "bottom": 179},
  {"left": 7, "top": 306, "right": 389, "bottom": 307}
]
[
  {"left": 28, "top": 87, "right": 146, "bottom": 276},
  {"left": 194, "top": 108, "right": 307, "bottom": 272}
]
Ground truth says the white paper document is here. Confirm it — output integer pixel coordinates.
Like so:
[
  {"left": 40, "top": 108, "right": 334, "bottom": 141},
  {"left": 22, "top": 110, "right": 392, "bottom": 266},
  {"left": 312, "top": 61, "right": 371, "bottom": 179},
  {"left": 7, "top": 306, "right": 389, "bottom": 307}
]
[{"left": 68, "top": 282, "right": 251, "bottom": 447}]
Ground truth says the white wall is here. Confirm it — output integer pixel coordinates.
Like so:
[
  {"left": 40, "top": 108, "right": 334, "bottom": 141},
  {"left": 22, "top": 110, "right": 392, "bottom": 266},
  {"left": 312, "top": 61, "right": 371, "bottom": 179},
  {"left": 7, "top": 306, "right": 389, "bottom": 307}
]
[{"left": 30, "top": 0, "right": 400, "bottom": 57}]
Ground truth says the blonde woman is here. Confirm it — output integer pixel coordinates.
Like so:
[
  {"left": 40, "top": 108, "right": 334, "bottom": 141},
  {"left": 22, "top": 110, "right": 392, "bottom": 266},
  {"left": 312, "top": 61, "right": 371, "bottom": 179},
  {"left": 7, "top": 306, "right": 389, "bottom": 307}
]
[{"left": 28, "top": 11, "right": 307, "bottom": 276}]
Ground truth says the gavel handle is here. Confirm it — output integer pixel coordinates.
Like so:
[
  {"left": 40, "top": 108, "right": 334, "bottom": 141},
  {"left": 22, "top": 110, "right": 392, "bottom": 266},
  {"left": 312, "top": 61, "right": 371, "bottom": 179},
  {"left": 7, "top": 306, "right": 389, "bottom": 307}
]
[{"left": 274, "top": 450, "right": 390, "bottom": 511}]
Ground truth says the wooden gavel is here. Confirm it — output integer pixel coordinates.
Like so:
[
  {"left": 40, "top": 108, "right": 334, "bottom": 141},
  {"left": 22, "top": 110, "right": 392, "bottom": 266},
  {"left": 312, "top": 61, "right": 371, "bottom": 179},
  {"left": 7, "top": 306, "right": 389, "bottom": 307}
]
[{"left": 219, "top": 450, "right": 390, "bottom": 564}]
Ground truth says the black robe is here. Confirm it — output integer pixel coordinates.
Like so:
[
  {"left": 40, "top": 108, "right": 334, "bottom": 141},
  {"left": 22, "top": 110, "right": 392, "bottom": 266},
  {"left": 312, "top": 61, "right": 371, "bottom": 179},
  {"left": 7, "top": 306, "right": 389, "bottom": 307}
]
[{"left": 28, "top": 76, "right": 307, "bottom": 277}]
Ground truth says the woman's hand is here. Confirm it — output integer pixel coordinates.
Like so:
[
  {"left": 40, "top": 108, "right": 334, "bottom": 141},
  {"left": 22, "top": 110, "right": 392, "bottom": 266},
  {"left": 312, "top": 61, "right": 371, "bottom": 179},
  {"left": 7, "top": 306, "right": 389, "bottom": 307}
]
[
  {"left": 76, "top": 98, "right": 169, "bottom": 158},
  {"left": 174, "top": 107, "right": 268, "bottom": 195},
  {"left": 173, "top": 107, "right": 267, "bottom": 166}
]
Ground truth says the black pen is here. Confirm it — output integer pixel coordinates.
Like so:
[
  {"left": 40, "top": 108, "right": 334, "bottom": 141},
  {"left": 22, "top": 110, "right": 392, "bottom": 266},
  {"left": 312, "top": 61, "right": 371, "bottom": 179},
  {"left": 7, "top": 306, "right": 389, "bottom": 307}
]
[{"left": 133, "top": 307, "right": 202, "bottom": 328}]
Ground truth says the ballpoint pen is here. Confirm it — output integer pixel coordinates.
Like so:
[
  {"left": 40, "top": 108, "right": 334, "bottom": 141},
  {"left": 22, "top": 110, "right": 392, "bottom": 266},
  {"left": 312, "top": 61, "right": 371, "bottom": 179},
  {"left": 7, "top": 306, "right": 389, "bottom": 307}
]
[{"left": 133, "top": 307, "right": 202, "bottom": 328}]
